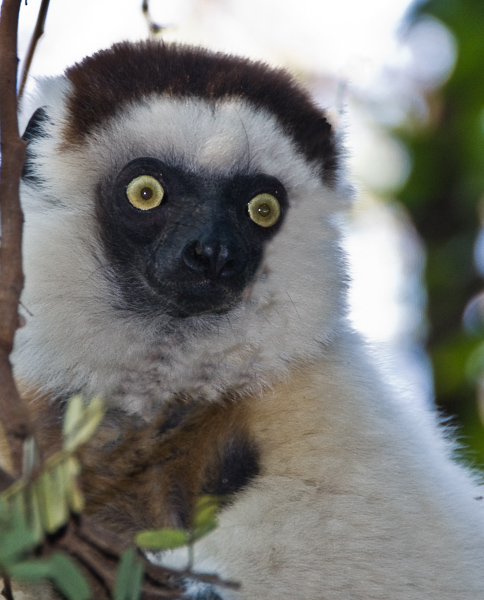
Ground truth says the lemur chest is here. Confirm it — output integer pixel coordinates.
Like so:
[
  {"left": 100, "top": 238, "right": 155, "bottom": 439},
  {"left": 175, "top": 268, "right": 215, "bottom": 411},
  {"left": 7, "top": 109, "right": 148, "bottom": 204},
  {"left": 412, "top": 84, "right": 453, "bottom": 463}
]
[{"left": 23, "top": 389, "right": 261, "bottom": 539}]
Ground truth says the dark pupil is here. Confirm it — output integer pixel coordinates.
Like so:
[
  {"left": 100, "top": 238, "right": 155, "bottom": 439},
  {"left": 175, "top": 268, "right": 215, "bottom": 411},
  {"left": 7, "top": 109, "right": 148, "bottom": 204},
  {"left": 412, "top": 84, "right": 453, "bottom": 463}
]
[
  {"left": 258, "top": 203, "right": 270, "bottom": 217},
  {"left": 140, "top": 187, "right": 153, "bottom": 200}
]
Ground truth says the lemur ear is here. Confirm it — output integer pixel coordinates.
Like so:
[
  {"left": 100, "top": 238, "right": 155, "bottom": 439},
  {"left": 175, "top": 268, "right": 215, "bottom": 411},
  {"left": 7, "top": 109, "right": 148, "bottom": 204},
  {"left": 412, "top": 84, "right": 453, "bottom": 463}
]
[
  {"left": 21, "top": 107, "right": 51, "bottom": 185},
  {"left": 22, "top": 106, "right": 51, "bottom": 143}
]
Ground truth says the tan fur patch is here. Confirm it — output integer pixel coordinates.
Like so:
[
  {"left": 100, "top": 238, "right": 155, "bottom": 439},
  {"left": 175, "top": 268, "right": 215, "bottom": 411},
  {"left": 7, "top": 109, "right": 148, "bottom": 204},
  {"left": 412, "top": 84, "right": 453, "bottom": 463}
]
[{"left": 16, "top": 386, "right": 259, "bottom": 541}]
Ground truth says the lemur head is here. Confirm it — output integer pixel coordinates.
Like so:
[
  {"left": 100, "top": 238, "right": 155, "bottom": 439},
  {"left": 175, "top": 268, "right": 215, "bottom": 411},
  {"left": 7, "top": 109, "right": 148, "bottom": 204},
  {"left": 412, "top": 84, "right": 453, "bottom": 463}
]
[{"left": 14, "top": 41, "right": 350, "bottom": 414}]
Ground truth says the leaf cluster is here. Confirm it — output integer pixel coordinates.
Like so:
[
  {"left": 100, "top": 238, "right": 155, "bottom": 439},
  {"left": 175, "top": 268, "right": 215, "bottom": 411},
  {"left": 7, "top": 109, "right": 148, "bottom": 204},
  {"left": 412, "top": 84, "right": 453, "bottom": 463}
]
[
  {"left": 0, "top": 397, "right": 104, "bottom": 599},
  {"left": 0, "top": 397, "right": 224, "bottom": 600}
]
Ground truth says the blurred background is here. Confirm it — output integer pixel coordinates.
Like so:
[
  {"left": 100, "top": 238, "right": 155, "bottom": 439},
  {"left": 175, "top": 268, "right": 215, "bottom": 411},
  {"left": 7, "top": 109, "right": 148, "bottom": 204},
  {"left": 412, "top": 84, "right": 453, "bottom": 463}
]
[{"left": 17, "top": 0, "right": 484, "bottom": 469}]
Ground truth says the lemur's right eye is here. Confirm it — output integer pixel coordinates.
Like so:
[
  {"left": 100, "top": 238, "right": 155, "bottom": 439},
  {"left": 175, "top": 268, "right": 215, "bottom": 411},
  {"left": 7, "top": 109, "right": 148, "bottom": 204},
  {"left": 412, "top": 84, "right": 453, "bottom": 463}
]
[{"left": 126, "top": 175, "right": 164, "bottom": 210}]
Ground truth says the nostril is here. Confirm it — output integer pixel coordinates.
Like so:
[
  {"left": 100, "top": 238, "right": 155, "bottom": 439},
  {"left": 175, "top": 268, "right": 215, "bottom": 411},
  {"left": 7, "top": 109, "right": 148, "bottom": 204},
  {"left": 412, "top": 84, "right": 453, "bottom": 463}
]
[
  {"left": 182, "top": 239, "right": 245, "bottom": 280},
  {"left": 182, "top": 240, "right": 208, "bottom": 273}
]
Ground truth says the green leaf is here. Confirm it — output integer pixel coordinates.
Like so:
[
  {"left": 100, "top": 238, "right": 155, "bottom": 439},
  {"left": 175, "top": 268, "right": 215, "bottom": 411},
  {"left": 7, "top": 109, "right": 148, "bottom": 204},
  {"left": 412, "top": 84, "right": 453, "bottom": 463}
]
[
  {"left": 47, "top": 553, "right": 91, "bottom": 600},
  {"left": 114, "top": 548, "right": 144, "bottom": 600},
  {"left": 136, "top": 497, "right": 219, "bottom": 551},
  {"left": 192, "top": 521, "right": 218, "bottom": 542},
  {"left": 62, "top": 395, "right": 84, "bottom": 440},
  {"left": 0, "top": 496, "right": 9, "bottom": 525},
  {"left": 35, "top": 467, "right": 69, "bottom": 534},
  {"left": 126, "top": 559, "right": 144, "bottom": 600},
  {"left": 25, "top": 487, "right": 44, "bottom": 546},
  {"left": 63, "top": 396, "right": 105, "bottom": 451},
  {"left": 9, "top": 558, "right": 51, "bottom": 581},
  {"left": 0, "top": 493, "right": 39, "bottom": 565},
  {"left": 192, "top": 496, "right": 219, "bottom": 530},
  {"left": 9, "top": 555, "right": 91, "bottom": 600},
  {"left": 135, "top": 528, "right": 189, "bottom": 550},
  {"left": 65, "top": 456, "right": 85, "bottom": 514},
  {"left": 0, "top": 526, "right": 38, "bottom": 566},
  {"left": 114, "top": 548, "right": 135, "bottom": 600},
  {"left": 10, "top": 489, "right": 28, "bottom": 531}
]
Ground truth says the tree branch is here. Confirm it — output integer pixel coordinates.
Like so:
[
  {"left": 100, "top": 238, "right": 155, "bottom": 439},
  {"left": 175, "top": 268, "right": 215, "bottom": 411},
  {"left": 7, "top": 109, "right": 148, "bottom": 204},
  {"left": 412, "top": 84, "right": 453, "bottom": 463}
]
[
  {"left": 0, "top": 573, "right": 14, "bottom": 600},
  {"left": 0, "top": 0, "right": 33, "bottom": 477},
  {"left": 141, "top": 0, "right": 167, "bottom": 36},
  {"left": 18, "top": 0, "right": 51, "bottom": 101}
]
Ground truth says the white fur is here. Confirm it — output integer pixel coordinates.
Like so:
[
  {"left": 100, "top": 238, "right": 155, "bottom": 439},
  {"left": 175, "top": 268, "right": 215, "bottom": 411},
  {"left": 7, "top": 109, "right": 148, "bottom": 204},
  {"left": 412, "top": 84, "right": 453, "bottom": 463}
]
[
  {"left": 160, "top": 336, "right": 484, "bottom": 599},
  {"left": 13, "top": 68, "right": 484, "bottom": 599}
]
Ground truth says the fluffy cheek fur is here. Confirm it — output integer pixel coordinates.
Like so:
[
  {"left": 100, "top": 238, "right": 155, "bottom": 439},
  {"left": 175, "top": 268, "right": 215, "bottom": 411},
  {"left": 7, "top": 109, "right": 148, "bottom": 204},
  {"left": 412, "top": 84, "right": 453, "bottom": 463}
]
[{"left": 14, "top": 89, "right": 348, "bottom": 411}]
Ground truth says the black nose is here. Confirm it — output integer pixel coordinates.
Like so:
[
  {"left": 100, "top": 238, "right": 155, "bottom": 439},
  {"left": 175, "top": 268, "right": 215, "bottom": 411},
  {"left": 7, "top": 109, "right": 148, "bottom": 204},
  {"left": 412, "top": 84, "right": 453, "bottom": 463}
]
[{"left": 182, "top": 237, "right": 247, "bottom": 280}]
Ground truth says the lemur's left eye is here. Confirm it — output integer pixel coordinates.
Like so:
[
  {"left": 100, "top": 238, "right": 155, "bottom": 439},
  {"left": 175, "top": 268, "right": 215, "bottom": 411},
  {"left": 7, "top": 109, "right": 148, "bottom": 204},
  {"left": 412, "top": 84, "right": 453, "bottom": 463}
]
[
  {"left": 126, "top": 175, "right": 164, "bottom": 210},
  {"left": 247, "top": 193, "right": 281, "bottom": 228}
]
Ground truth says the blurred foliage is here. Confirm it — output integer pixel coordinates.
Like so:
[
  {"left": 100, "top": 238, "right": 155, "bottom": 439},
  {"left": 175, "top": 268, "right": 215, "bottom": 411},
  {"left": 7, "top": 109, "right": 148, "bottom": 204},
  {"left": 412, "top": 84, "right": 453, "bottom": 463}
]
[
  {"left": 0, "top": 397, "right": 146, "bottom": 600},
  {"left": 0, "top": 396, "right": 105, "bottom": 599},
  {"left": 0, "top": 395, "right": 220, "bottom": 599},
  {"left": 397, "top": 0, "right": 484, "bottom": 468}
]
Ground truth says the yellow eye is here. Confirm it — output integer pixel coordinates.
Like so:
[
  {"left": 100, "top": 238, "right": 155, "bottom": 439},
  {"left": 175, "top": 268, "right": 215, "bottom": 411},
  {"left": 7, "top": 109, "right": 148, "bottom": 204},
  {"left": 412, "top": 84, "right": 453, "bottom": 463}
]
[
  {"left": 247, "top": 193, "right": 281, "bottom": 228},
  {"left": 126, "top": 175, "right": 164, "bottom": 210}
]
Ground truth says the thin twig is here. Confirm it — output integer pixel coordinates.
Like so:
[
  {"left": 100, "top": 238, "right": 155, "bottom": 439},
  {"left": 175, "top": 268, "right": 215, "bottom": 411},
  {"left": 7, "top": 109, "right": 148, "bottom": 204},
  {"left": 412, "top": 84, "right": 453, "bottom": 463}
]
[
  {"left": 18, "top": 0, "right": 51, "bottom": 101},
  {"left": 0, "top": 0, "right": 33, "bottom": 478},
  {"left": 141, "top": 0, "right": 167, "bottom": 36},
  {"left": 0, "top": 573, "right": 14, "bottom": 600},
  {"left": 62, "top": 517, "right": 187, "bottom": 599}
]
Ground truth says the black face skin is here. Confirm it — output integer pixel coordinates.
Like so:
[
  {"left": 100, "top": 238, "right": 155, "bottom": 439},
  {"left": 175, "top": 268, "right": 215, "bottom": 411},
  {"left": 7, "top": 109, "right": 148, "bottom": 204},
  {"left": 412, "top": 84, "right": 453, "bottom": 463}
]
[{"left": 97, "top": 158, "right": 288, "bottom": 318}]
